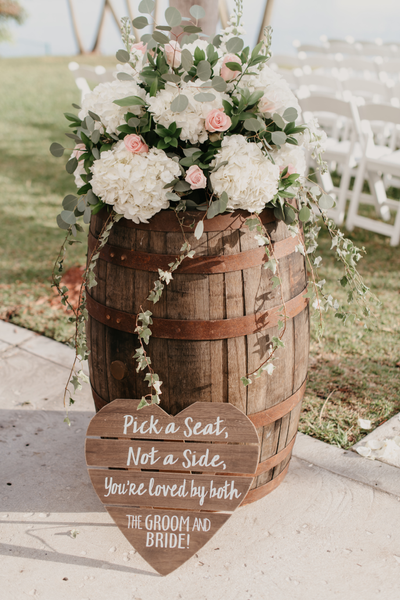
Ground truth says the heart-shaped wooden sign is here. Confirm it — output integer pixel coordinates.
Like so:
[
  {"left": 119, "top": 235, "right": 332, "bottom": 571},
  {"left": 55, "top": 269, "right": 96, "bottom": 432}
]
[{"left": 85, "top": 400, "right": 259, "bottom": 576}]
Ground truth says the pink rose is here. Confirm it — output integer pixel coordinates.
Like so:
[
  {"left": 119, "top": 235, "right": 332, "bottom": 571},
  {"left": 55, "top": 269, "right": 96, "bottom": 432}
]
[
  {"left": 220, "top": 53, "right": 241, "bottom": 82},
  {"left": 72, "top": 143, "right": 86, "bottom": 161},
  {"left": 131, "top": 41, "right": 147, "bottom": 55},
  {"left": 280, "top": 163, "right": 296, "bottom": 179},
  {"left": 205, "top": 109, "right": 232, "bottom": 133},
  {"left": 185, "top": 165, "right": 207, "bottom": 190},
  {"left": 259, "top": 95, "right": 281, "bottom": 114},
  {"left": 124, "top": 134, "right": 149, "bottom": 154},
  {"left": 165, "top": 40, "right": 181, "bottom": 69}
]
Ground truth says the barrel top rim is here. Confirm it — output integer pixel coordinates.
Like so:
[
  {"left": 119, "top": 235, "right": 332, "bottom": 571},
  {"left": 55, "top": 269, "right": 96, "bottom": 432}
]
[{"left": 100, "top": 208, "right": 275, "bottom": 232}]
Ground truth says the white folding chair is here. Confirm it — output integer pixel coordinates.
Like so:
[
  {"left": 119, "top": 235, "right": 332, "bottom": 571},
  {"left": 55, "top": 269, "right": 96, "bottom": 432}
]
[
  {"left": 295, "top": 72, "right": 343, "bottom": 99},
  {"left": 299, "top": 95, "right": 362, "bottom": 225},
  {"left": 325, "top": 38, "right": 358, "bottom": 55},
  {"left": 298, "top": 52, "right": 338, "bottom": 74},
  {"left": 269, "top": 53, "right": 300, "bottom": 69},
  {"left": 346, "top": 103, "right": 400, "bottom": 246},
  {"left": 355, "top": 40, "right": 399, "bottom": 58},
  {"left": 378, "top": 58, "right": 400, "bottom": 84},
  {"left": 68, "top": 62, "right": 115, "bottom": 102},
  {"left": 342, "top": 78, "right": 391, "bottom": 104},
  {"left": 293, "top": 41, "right": 328, "bottom": 54},
  {"left": 337, "top": 56, "right": 380, "bottom": 80}
]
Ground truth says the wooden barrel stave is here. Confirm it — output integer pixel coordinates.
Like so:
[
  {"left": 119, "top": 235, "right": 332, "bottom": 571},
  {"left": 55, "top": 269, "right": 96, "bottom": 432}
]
[{"left": 87, "top": 209, "right": 309, "bottom": 503}]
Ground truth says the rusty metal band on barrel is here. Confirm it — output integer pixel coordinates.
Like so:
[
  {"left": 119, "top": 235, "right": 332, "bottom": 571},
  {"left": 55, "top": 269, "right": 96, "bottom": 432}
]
[
  {"left": 90, "top": 379, "right": 306, "bottom": 434},
  {"left": 86, "top": 289, "right": 308, "bottom": 341},
  {"left": 240, "top": 463, "right": 290, "bottom": 505},
  {"left": 87, "top": 230, "right": 300, "bottom": 274},
  {"left": 97, "top": 207, "right": 275, "bottom": 232}
]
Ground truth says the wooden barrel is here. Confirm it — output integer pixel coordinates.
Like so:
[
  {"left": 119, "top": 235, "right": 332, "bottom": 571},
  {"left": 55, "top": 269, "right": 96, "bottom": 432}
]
[{"left": 86, "top": 208, "right": 309, "bottom": 504}]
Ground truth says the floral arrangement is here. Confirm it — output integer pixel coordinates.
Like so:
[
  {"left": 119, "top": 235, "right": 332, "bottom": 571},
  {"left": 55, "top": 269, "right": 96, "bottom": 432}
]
[{"left": 51, "top": 0, "right": 376, "bottom": 416}]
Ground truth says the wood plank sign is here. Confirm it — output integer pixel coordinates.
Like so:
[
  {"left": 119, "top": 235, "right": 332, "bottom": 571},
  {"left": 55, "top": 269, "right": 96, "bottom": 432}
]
[{"left": 85, "top": 400, "right": 260, "bottom": 575}]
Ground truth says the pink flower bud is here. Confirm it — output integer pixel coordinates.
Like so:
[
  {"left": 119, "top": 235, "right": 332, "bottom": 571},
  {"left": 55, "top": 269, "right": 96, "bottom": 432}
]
[
  {"left": 220, "top": 53, "right": 241, "bottom": 81},
  {"left": 124, "top": 134, "right": 149, "bottom": 154},
  {"left": 72, "top": 143, "right": 86, "bottom": 161},
  {"left": 280, "top": 163, "right": 296, "bottom": 178},
  {"left": 205, "top": 109, "right": 232, "bottom": 133},
  {"left": 131, "top": 42, "right": 147, "bottom": 55},
  {"left": 185, "top": 165, "right": 207, "bottom": 190},
  {"left": 165, "top": 40, "right": 182, "bottom": 69}
]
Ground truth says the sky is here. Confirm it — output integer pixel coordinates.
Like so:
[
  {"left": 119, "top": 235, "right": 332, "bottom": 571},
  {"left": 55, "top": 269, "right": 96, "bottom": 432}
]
[{"left": 1, "top": 0, "right": 400, "bottom": 58}]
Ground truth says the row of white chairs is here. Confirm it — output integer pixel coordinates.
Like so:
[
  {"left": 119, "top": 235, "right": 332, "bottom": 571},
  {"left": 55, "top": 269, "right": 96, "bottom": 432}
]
[
  {"left": 300, "top": 96, "right": 400, "bottom": 246},
  {"left": 271, "top": 53, "right": 400, "bottom": 83},
  {"left": 293, "top": 37, "right": 400, "bottom": 58}
]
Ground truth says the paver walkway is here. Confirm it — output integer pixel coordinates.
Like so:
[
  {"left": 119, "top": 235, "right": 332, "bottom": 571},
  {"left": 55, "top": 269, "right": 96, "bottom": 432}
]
[{"left": 1, "top": 320, "right": 400, "bottom": 600}]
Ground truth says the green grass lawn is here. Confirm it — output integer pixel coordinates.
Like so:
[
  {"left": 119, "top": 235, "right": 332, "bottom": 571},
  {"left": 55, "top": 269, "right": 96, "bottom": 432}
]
[{"left": 0, "top": 56, "right": 399, "bottom": 447}]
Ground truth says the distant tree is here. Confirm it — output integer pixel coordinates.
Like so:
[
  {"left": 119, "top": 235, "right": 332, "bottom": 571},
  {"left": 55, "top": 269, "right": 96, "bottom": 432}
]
[{"left": 0, "top": 0, "right": 25, "bottom": 42}]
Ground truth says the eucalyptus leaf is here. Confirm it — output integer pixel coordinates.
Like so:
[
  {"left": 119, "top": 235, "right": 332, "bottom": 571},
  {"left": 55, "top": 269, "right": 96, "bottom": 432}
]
[
  {"left": 91, "top": 129, "right": 100, "bottom": 144},
  {"left": 138, "top": 0, "right": 155, "bottom": 14},
  {"left": 72, "top": 103, "right": 81, "bottom": 110},
  {"left": 225, "top": 61, "right": 242, "bottom": 72},
  {"left": 62, "top": 194, "right": 78, "bottom": 211},
  {"left": 174, "top": 180, "right": 191, "bottom": 192},
  {"left": 113, "top": 95, "right": 146, "bottom": 107},
  {"left": 128, "top": 117, "right": 140, "bottom": 127},
  {"left": 92, "top": 147, "right": 100, "bottom": 160},
  {"left": 299, "top": 206, "right": 311, "bottom": 222},
  {"left": 211, "top": 76, "right": 227, "bottom": 92},
  {"left": 226, "top": 36, "right": 244, "bottom": 54},
  {"left": 83, "top": 206, "right": 92, "bottom": 224},
  {"left": 183, "top": 147, "right": 202, "bottom": 157},
  {"left": 50, "top": 142, "right": 65, "bottom": 158},
  {"left": 116, "top": 49, "right": 130, "bottom": 63},
  {"left": 196, "top": 60, "right": 212, "bottom": 81},
  {"left": 165, "top": 6, "right": 182, "bottom": 27},
  {"left": 207, "top": 201, "right": 220, "bottom": 219},
  {"left": 170, "top": 94, "right": 189, "bottom": 113},
  {"left": 319, "top": 194, "right": 335, "bottom": 210},
  {"left": 213, "top": 34, "right": 222, "bottom": 47},
  {"left": 162, "top": 73, "right": 181, "bottom": 83},
  {"left": 284, "top": 205, "right": 296, "bottom": 224},
  {"left": 132, "top": 16, "right": 149, "bottom": 29},
  {"left": 86, "top": 189, "right": 98, "bottom": 205},
  {"left": 65, "top": 133, "right": 81, "bottom": 142},
  {"left": 57, "top": 214, "right": 70, "bottom": 230},
  {"left": 152, "top": 30, "right": 169, "bottom": 45},
  {"left": 60, "top": 210, "right": 76, "bottom": 225},
  {"left": 194, "top": 220, "right": 204, "bottom": 239},
  {"left": 66, "top": 156, "right": 78, "bottom": 174},
  {"left": 88, "top": 110, "right": 100, "bottom": 122},
  {"left": 181, "top": 48, "right": 193, "bottom": 71},
  {"left": 244, "top": 118, "right": 262, "bottom": 132},
  {"left": 117, "top": 72, "right": 134, "bottom": 81},
  {"left": 85, "top": 115, "right": 94, "bottom": 132},
  {"left": 166, "top": 192, "right": 180, "bottom": 201},
  {"left": 283, "top": 107, "right": 298, "bottom": 122},
  {"left": 194, "top": 92, "right": 216, "bottom": 102},
  {"left": 272, "top": 113, "right": 285, "bottom": 129},
  {"left": 183, "top": 25, "right": 202, "bottom": 34},
  {"left": 189, "top": 4, "right": 206, "bottom": 19},
  {"left": 156, "top": 25, "right": 172, "bottom": 31},
  {"left": 271, "top": 131, "right": 287, "bottom": 145}
]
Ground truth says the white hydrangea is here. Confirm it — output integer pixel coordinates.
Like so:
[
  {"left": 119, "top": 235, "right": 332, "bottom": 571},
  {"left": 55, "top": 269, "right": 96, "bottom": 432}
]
[
  {"left": 146, "top": 81, "right": 226, "bottom": 144},
  {"left": 79, "top": 80, "right": 146, "bottom": 135},
  {"left": 90, "top": 141, "right": 181, "bottom": 223},
  {"left": 239, "top": 63, "right": 300, "bottom": 116},
  {"left": 181, "top": 38, "right": 210, "bottom": 57},
  {"left": 210, "top": 134, "right": 280, "bottom": 212},
  {"left": 270, "top": 144, "right": 307, "bottom": 177}
]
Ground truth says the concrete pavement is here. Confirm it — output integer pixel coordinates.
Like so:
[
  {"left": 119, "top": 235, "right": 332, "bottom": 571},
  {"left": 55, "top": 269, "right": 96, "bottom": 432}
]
[{"left": 1, "top": 320, "right": 400, "bottom": 600}]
